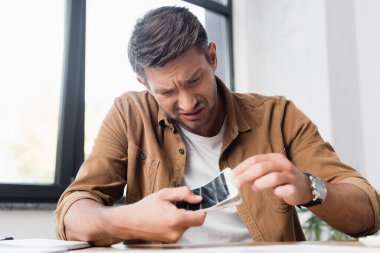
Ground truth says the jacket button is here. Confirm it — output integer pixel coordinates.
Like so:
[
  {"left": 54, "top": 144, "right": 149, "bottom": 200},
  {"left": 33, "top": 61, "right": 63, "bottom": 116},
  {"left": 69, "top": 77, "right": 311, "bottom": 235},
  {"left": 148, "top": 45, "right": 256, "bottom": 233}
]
[
  {"left": 139, "top": 153, "right": 147, "bottom": 160},
  {"left": 179, "top": 148, "right": 185, "bottom": 155},
  {"left": 171, "top": 180, "right": 179, "bottom": 187}
]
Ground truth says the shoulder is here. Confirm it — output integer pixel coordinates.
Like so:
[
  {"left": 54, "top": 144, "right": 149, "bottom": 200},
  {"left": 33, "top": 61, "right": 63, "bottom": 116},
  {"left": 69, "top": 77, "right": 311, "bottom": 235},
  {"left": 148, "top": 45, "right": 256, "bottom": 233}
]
[
  {"left": 112, "top": 90, "right": 159, "bottom": 114},
  {"left": 231, "top": 91, "right": 288, "bottom": 110},
  {"left": 100, "top": 90, "right": 159, "bottom": 132},
  {"left": 230, "top": 91, "right": 308, "bottom": 127}
]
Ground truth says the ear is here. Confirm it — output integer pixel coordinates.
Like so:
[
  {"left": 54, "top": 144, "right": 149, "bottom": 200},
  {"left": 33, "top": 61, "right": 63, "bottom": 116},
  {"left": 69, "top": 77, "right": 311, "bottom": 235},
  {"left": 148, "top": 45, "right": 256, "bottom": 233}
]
[
  {"left": 208, "top": 42, "right": 218, "bottom": 71},
  {"left": 137, "top": 76, "right": 151, "bottom": 91},
  {"left": 137, "top": 76, "right": 154, "bottom": 96},
  {"left": 137, "top": 76, "right": 146, "bottom": 85}
]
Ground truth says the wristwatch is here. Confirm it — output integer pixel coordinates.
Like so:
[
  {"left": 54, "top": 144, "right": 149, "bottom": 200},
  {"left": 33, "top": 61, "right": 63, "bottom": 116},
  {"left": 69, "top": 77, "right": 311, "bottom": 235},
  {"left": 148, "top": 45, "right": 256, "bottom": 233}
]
[{"left": 299, "top": 173, "right": 327, "bottom": 208}]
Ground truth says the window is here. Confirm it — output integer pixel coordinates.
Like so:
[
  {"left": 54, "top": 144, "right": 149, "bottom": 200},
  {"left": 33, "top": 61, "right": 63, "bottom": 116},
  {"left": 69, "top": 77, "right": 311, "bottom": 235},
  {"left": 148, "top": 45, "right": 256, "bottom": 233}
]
[
  {"left": 0, "top": 0, "right": 232, "bottom": 203},
  {"left": 0, "top": 0, "right": 66, "bottom": 202},
  {"left": 0, "top": 0, "right": 63, "bottom": 185}
]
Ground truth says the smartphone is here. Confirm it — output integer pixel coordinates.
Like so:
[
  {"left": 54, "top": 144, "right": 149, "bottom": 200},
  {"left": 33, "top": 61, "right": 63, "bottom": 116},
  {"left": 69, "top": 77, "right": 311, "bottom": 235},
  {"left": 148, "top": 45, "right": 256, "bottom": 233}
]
[{"left": 175, "top": 168, "right": 241, "bottom": 212}]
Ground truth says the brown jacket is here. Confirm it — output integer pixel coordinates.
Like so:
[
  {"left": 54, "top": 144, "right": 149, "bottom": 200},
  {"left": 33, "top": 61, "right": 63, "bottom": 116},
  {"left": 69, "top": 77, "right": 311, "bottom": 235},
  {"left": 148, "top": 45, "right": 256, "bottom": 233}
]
[{"left": 55, "top": 77, "right": 380, "bottom": 242}]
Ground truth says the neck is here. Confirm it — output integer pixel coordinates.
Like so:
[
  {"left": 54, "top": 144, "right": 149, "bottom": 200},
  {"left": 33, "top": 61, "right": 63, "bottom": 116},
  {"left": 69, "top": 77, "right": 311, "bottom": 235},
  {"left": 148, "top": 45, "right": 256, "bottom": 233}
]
[{"left": 202, "top": 93, "right": 226, "bottom": 137}]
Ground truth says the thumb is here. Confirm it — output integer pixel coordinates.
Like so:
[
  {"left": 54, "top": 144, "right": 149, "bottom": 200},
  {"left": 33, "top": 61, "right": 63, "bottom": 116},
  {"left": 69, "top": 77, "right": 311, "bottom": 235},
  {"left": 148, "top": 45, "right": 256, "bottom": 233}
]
[{"left": 159, "top": 186, "right": 202, "bottom": 204}]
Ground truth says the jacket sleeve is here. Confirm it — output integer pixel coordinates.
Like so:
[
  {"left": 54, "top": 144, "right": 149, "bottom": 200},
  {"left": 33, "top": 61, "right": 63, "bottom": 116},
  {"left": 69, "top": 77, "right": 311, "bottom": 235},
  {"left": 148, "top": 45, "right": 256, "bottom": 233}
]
[
  {"left": 281, "top": 99, "right": 380, "bottom": 236},
  {"left": 54, "top": 98, "right": 129, "bottom": 240}
]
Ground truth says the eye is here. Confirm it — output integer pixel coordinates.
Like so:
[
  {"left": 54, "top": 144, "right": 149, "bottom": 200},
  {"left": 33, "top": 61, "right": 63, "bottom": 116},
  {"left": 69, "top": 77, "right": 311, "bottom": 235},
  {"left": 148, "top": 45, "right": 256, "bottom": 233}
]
[
  {"left": 160, "top": 90, "right": 173, "bottom": 96},
  {"left": 189, "top": 77, "right": 200, "bottom": 84}
]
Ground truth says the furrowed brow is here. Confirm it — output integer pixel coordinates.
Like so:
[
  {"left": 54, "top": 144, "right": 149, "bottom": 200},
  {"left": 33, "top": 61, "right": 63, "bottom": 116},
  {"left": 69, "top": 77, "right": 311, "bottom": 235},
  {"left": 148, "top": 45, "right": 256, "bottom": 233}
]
[
  {"left": 184, "top": 68, "right": 202, "bottom": 84},
  {"left": 154, "top": 87, "right": 176, "bottom": 94}
]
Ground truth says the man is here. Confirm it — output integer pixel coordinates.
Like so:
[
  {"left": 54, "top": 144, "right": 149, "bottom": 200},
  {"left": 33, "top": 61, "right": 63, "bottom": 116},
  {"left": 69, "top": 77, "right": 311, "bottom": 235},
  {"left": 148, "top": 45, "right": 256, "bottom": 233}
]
[{"left": 55, "top": 6, "right": 380, "bottom": 246}]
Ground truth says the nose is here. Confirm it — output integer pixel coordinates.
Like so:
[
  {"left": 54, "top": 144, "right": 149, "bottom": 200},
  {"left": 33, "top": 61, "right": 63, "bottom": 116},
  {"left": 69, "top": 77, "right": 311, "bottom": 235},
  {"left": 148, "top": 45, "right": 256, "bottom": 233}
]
[{"left": 178, "top": 90, "right": 197, "bottom": 112}]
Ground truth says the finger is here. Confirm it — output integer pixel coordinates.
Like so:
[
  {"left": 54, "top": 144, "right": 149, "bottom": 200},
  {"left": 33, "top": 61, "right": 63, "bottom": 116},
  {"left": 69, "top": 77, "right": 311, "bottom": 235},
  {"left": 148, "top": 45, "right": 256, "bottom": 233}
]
[
  {"left": 233, "top": 153, "right": 283, "bottom": 177},
  {"left": 272, "top": 184, "right": 302, "bottom": 206},
  {"left": 159, "top": 186, "right": 202, "bottom": 203},
  {"left": 234, "top": 160, "right": 282, "bottom": 188},
  {"left": 251, "top": 171, "right": 290, "bottom": 191},
  {"left": 183, "top": 193, "right": 203, "bottom": 204},
  {"left": 273, "top": 184, "right": 297, "bottom": 198},
  {"left": 178, "top": 209, "right": 206, "bottom": 227}
]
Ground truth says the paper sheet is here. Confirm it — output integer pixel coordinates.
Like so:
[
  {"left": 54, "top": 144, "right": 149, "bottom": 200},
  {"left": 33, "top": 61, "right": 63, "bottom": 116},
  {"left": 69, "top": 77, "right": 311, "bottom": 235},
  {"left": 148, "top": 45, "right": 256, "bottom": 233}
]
[
  {"left": 0, "top": 238, "right": 90, "bottom": 252},
  {"left": 0, "top": 248, "right": 63, "bottom": 253}
]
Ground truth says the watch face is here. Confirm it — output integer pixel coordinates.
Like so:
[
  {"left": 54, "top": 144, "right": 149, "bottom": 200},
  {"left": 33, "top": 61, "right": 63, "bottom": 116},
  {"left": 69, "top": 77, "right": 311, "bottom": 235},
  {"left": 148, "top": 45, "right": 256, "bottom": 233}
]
[{"left": 311, "top": 175, "right": 327, "bottom": 200}]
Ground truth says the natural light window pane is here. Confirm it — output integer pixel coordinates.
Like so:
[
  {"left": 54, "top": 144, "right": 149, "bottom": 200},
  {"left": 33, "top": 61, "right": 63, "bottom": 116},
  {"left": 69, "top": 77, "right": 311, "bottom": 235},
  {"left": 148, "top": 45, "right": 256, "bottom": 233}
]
[
  {"left": 0, "top": 0, "right": 64, "bottom": 184},
  {"left": 85, "top": 0, "right": 208, "bottom": 156}
]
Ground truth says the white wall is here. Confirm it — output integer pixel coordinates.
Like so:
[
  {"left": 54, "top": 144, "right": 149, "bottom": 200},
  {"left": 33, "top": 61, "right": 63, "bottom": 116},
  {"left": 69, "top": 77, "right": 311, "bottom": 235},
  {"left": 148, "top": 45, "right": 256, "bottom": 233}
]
[
  {"left": 0, "top": 210, "right": 55, "bottom": 239},
  {"left": 233, "top": 0, "right": 380, "bottom": 190},
  {"left": 354, "top": 0, "right": 380, "bottom": 192},
  {"left": 233, "top": 0, "right": 332, "bottom": 141}
]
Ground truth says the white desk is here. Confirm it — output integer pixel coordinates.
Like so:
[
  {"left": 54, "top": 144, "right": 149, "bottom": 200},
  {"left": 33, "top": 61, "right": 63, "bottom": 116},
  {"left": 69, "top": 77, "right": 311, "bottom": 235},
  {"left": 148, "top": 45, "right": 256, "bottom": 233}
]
[
  {"left": 1, "top": 240, "right": 378, "bottom": 252},
  {"left": 76, "top": 241, "right": 379, "bottom": 252}
]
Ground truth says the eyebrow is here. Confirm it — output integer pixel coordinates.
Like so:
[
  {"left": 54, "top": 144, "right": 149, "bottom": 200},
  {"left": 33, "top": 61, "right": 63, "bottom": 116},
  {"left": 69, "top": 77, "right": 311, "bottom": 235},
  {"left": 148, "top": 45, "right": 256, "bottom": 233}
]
[
  {"left": 154, "top": 68, "right": 203, "bottom": 93},
  {"left": 154, "top": 86, "right": 175, "bottom": 94},
  {"left": 184, "top": 68, "right": 202, "bottom": 84}
]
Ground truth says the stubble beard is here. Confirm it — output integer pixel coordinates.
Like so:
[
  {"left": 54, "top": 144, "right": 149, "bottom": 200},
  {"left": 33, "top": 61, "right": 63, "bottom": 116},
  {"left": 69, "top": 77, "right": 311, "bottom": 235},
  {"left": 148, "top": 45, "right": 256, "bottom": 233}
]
[{"left": 174, "top": 92, "right": 218, "bottom": 134}]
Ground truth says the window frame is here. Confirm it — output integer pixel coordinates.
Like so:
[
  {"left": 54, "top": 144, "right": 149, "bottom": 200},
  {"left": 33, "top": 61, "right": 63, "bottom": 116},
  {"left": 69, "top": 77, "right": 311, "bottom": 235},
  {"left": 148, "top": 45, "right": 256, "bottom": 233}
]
[{"left": 0, "top": 0, "right": 233, "bottom": 203}]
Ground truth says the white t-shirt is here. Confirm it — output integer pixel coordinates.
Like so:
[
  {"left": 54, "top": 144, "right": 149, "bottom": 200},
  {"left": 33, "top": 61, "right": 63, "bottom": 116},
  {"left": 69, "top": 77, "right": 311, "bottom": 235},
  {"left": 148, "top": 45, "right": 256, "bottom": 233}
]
[{"left": 176, "top": 120, "right": 252, "bottom": 244}]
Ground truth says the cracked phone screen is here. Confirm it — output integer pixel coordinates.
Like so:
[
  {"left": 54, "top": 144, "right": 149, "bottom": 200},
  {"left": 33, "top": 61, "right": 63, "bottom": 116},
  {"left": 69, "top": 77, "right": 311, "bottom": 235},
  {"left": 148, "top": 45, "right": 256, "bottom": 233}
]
[{"left": 175, "top": 172, "right": 230, "bottom": 211}]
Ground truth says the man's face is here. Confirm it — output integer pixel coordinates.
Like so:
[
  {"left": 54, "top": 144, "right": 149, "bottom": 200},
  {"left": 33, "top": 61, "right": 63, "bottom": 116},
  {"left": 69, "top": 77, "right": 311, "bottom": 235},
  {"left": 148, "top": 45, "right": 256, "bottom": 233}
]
[{"left": 142, "top": 43, "right": 222, "bottom": 136}]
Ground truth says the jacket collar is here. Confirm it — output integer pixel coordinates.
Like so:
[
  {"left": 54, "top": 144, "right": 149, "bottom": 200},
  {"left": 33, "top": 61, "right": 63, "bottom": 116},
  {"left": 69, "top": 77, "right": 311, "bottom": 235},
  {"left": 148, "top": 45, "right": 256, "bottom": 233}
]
[{"left": 217, "top": 76, "right": 251, "bottom": 134}]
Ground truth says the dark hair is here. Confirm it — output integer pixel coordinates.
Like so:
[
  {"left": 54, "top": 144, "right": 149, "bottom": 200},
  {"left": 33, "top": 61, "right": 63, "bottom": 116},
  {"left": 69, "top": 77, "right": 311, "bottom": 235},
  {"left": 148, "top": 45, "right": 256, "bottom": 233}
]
[{"left": 128, "top": 6, "right": 210, "bottom": 80}]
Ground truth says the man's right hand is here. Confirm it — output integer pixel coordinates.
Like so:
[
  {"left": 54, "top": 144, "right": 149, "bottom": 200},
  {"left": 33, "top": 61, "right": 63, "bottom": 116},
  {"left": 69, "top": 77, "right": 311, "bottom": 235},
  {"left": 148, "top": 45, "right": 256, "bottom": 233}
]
[{"left": 64, "top": 186, "right": 205, "bottom": 245}]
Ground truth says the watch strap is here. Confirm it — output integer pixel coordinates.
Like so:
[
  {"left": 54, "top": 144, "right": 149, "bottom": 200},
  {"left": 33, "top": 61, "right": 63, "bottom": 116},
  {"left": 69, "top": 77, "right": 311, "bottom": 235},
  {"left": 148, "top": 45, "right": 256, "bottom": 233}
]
[{"left": 299, "top": 198, "right": 323, "bottom": 208}]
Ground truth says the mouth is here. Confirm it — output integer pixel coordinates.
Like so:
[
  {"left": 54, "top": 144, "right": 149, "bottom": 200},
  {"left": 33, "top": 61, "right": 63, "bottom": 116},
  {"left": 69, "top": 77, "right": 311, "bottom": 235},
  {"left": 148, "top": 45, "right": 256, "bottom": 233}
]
[{"left": 180, "top": 106, "right": 205, "bottom": 121}]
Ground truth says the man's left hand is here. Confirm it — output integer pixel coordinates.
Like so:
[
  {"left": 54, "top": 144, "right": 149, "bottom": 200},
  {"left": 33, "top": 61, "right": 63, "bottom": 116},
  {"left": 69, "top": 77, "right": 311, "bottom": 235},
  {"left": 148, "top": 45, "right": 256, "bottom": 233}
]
[{"left": 232, "top": 153, "right": 313, "bottom": 206}]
